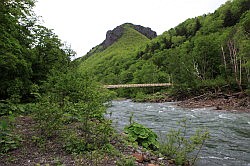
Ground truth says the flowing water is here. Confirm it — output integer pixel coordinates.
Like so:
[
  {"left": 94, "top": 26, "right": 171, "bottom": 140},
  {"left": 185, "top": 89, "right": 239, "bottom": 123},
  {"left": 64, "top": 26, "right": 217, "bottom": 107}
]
[{"left": 107, "top": 100, "right": 250, "bottom": 166}]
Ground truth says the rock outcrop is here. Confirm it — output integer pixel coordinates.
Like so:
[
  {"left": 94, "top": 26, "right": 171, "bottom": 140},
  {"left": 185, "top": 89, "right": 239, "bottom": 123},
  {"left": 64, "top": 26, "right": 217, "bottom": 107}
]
[
  {"left": 102, "top": 25, "right": 124, "bottom": 48},
  {"left": 132, "top": 24, "right": 157, "bottom": 39},
  {"left": 102, "top": 23, "right": 157, "bottom": 49}
]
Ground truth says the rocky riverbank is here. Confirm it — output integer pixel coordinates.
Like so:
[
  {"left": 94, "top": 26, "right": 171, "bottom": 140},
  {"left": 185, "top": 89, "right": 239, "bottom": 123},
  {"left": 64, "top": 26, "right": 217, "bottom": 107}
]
[
  {"left": 133, "top": 92, "right": 250, "bottom": 112},
  {"left": 177, "top": 93, "right": 250, "bottom": 112}
]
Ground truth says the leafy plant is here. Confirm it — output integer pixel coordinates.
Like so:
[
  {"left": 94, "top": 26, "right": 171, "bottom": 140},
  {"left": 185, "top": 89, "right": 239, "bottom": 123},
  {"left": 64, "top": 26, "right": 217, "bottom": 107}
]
[
  {"left": 0, "top": 119, "right": 21, "bottom": 154},
  {"left": 34, "top": 100, "right": 63, "bottom": 139},
  {"left": 0, "top": 101, "right": 27, "bottom": 116},
  {"left": 124, "top": 122, "right": 159, "bottom": 150},
  {"left": 63, "top": 117, "right": 115, "bottom": 154},
  {"left": 159, "top": 119, "right": 209, "bottom": 165},
  {"left": 63, "top": 132, "right": 87, "bottom": 154}
]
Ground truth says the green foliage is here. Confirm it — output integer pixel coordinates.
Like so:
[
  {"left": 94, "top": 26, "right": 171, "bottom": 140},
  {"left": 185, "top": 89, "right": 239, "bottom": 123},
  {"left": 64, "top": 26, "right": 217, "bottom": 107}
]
[
  {"left": 63, "top": 117, "right": 114, "bottom": 154},
  {"left": 124, "top": 122, "right": 159, "bottom": 150},
  {"left": 116, "top": 156, "right": 136, "bottom": 166},
  {"left": 32, "top": 69, "right": 115, "bottom": 154},
  {"left": 0, "top": 118, "right": 21, "bottom": 154},
  {"left": 0, "top": 0, "right": 73, "bottom": 101},
  {"left": 134, "top": 92, "right": 147, "bottom": 102},
  {"left": 63, "top": 119, "right": 115, "bottom": 154},
  {"left": 63, "top": 132, "right": 87, "bottom": 154},
  {"left": 34, "top": 100, "right": 63, "bottom": 139},
  {"left": 32, "top": 26, "right": 72, "bottom": 83},
  {"left": 0, "top": 0, "right": 35, "bottom": 100},
  {"left": 0, "top": 101, "right": 28, "bottom": 116},
  {"left": 159, "top": 119, "right": 210, "bottom": 165}
]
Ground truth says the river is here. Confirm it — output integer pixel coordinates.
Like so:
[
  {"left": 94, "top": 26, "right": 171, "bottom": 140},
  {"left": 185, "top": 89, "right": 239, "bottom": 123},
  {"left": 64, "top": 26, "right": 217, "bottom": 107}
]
[{"left": 106, "top": 100, "right": 250, "bottom": 166}]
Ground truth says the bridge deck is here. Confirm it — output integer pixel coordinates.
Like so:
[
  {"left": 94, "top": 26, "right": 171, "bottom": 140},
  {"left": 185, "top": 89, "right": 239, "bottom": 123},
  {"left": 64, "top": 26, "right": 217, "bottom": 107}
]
[{"left": 104, "top": 83, "right": 172, "bottom": 89}]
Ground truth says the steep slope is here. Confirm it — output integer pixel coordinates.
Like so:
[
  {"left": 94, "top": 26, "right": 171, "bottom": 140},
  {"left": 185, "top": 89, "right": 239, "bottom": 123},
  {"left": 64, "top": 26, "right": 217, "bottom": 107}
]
[
  {"left": 128, "top": 0, "right": 250, "bottom": 97},
  {"left": 79, "top": 23, "right": 156, "bottom": 84}
]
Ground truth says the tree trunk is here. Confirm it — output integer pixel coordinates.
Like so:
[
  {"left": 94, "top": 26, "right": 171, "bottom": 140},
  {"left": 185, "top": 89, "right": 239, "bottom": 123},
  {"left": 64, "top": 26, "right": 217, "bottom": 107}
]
[
  {"left": 227, "top": 40, "right": 243, "bottom": 92},
  {"left": 221, "top": 45, "right": 227, "bottom": 78}
]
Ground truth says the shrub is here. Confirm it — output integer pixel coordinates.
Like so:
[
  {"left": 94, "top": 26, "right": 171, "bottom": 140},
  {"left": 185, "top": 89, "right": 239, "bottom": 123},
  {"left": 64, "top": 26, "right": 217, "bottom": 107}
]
[
  {"left": 134, "top": 91, "right": 147, "bottom": 102},
  {"left": 63, "top": 132, "right": 87, "bottom": 154},
  {"left": 159, "top": 119, "right": 209, "bottom": 165},
  {"left": 33, "top": 70, "right": 115, "bottom": 155},
  {"left": 63, "top": 119, "right": 115, "bottom": 154},
  {"left": 34, "top": 100, "right": 63, "bottom": 139}
]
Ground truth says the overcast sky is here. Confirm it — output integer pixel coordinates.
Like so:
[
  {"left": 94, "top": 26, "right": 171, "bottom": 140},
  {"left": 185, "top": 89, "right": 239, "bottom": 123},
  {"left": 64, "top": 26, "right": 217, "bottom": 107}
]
[{"left": 34, "top": 0, "right": 228, "bottom": 58}]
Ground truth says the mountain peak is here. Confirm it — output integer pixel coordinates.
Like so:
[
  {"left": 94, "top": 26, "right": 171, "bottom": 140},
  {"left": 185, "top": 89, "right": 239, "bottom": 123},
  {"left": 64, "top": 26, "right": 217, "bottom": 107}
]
[
  {"left": 83, "top": 23, "right": 156, "bottom": 59},
  {"left": 102, "top": 23, "right": 157, "bottom": 48}
]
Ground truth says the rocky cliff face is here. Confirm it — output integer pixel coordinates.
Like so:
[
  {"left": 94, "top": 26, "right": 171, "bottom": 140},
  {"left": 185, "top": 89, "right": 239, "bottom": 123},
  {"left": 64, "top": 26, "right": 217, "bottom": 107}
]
[
  {"left": 102, "top": 25, "right": 124, "bottom": 48},
  {"left": 102, "top": 23, "right": 157, "bottom": 48},
  {"left": 132, "top": 24, "right": 157, "bottom": 39}
]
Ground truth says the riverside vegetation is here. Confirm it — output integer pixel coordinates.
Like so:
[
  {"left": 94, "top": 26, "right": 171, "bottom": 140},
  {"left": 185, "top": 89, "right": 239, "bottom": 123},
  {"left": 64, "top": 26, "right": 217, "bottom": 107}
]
[{"left": 0, "top": 0, "right": 249, "bottom": 165}]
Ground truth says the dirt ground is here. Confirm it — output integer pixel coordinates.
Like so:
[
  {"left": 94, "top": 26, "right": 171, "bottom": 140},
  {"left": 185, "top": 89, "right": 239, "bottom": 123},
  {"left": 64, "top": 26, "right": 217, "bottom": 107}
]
[{"left": 0, "top": 116, "right": 171, "bottom": 166}]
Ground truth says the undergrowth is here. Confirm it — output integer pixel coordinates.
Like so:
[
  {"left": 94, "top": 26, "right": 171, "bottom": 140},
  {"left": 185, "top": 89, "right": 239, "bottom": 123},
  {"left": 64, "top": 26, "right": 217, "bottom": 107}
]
[{"left": 0, "top": 117, "right": 21, "bottom": 155}]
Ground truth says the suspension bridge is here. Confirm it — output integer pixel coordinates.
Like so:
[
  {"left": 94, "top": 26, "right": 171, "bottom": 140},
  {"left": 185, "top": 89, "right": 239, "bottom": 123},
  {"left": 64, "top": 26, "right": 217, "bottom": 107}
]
[{"left": 104, "top": 83, "right": 172, "bottom": 89}]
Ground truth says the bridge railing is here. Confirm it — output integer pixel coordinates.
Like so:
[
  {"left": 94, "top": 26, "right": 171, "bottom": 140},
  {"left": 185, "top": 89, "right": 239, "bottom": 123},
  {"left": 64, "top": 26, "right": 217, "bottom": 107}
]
[{"left": 104, "top": 83, "right": 172, "bottom": 89}]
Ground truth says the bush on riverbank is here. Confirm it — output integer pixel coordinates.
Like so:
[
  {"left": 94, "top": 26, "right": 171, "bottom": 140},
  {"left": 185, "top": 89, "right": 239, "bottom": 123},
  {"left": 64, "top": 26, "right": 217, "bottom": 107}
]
[
  {"left": 32, "top": 70, "right": 116, "bottom": 151},
  {"left": 159, "top": 119, "right": 210, "bottom": 165}
]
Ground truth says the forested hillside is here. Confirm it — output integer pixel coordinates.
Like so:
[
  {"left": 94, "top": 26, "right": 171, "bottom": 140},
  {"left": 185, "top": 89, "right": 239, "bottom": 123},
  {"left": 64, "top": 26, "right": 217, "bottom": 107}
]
[
  {"left": 79, "top": 23, "right": 157, "bottom": 84},
  {"left": 79, "top": 0, "right": 250, "bottom": 98},
  {"left": 0, "top": 0, "right": 74, "bottom": 102}
]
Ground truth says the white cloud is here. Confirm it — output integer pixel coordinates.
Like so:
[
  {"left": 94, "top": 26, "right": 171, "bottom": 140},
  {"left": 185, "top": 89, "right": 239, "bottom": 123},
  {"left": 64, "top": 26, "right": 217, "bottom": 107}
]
[{"left": 34, "top": 0, "right": 228, "bottom": 58}]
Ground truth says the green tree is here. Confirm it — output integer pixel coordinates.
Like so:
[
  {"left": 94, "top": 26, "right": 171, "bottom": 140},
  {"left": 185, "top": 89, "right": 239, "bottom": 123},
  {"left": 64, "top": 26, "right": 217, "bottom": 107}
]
[
  {"left": 0, "top": 0, "right": 73, "bottom": 100},
  {"left": 133, "top": 61, "right": 159, "bottom": 84},
  {"left": 223, "top": 9, "right": 237, "bottom": 27},
  {"left": 0, "top": 0, "right": 36, "bottom": 100},
  {"left": 192, "top": 34, "right": 221, "bottom": 80},
  {"left": 32, "top": 26, "right": 71, "bottom": 83}
]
